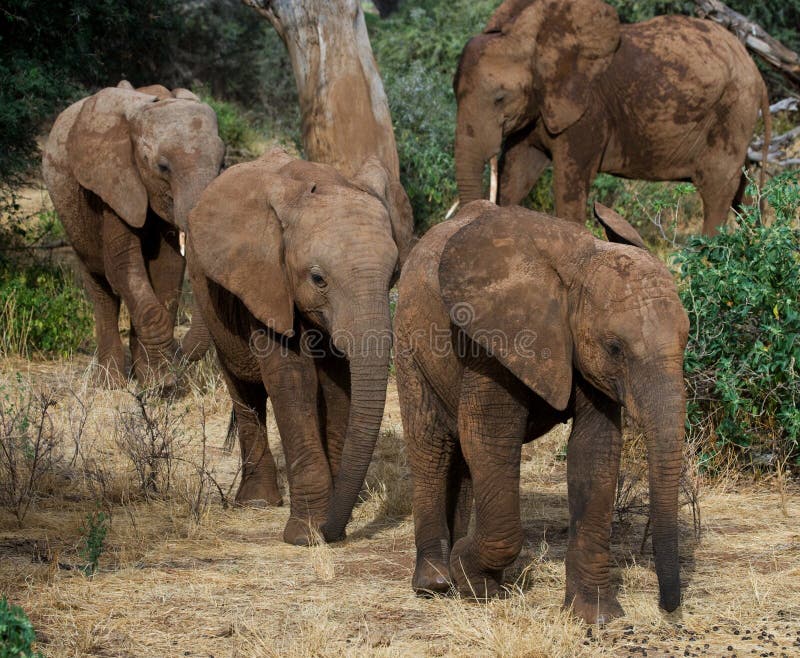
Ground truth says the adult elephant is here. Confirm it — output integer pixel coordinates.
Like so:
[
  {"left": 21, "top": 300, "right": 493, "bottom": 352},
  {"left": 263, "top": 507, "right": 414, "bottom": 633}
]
[
  {"left": 186, "top": 148, "right": 408, "bottom": 546},
  {"left": 395, "top": 200, "right": 689, "bottom": 624},
  {"left": 453, "top": 0, "right": 770, "bottom": 235},
  {"left": 43, "top": 83, "right": 225, "bottom": 387}
]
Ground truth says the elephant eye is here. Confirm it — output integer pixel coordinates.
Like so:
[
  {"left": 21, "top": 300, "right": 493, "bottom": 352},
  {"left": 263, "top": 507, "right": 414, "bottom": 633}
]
[
  {"left": 493, "top": 93, "right": 506, "bottom": 105},
  {"left": 157, "top": 158, "right": 171, "bottom": 175},
  {"left": 606, "top": 338, "right": 623, "bottom": 358},
  {"left": 310, "top": 269, "right": 327, "bottom": 289}
]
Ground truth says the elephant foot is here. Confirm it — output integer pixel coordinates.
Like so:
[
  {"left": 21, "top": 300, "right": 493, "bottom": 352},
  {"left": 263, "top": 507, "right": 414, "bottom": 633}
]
[
  {"left": 565, "top": 591, "right": 624, "bottom": 625},
  {"left": 132, "top": 340, "right": 180, "bottom": 393},
  {"left": 235, "top": 475, "right": 283, "bottom": 508},
  {"left": 449, "top": 537, "right": 505, "bottom": 600},
  {"left": 91, "top": 360, "right": 127, "bottom": 389},
  {"left": 412, "top": 555, "right": 452, "bottom": 596},
  {"left": 283, "top": 515, "right": 327, "bottom": 546}
]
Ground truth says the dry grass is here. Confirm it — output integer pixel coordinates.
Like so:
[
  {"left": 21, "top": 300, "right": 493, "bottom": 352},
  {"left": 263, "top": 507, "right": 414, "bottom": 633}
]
[{"left": 1, "top": 357, "right": 799, "bottom": 658}]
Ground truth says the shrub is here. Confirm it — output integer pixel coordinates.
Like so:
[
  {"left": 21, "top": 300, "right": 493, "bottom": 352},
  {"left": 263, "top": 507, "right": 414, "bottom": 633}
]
[
  {"left": 675, "top": 172, "right": 800, "bottom": 471},
  {"left": 78, "top": 508, "right": 108, "bottom": 575},
  {"left": 0, "top": 261, "right": 93, "bottom": 358},
  {"left": 368, "top": 1, "right": 498, "bottom": 231},
  {"left": 195, "top": 89, "right": 259, "bottom": 159},
  {"left": 0, "top": 597, "right": 41, "bottom": 658},
  {"left": 0, "top": 381, "right": 60, "bottom": 526}
]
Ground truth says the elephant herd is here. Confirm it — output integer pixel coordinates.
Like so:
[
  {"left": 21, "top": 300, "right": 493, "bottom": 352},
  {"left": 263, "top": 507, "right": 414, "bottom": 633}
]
[{"left": 42, "top": 0, "right": 768, "bottom": 626}]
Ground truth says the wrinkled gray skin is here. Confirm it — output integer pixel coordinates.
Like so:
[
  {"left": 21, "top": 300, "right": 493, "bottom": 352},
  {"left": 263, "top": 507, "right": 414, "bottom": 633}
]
[
  {"left": 43, "top": 82, "right": 225, "bottom": 387},
  {"left": 395, "top": 201, "right": 689, "bottom": 624}
]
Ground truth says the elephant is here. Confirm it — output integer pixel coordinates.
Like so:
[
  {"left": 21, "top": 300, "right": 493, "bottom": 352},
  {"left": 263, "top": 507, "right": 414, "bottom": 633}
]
[
  {"left": 394, "top": 200, "right": 689, "bottom": 624},
  {"left": 42, "top": 82, "right": 225, "bottom": 387},
  {"left": 453, "top": 0, "right": 771, "bottom": 236},
  {"left": 185, "top": 147, "right": 411, "bottom": 546}
]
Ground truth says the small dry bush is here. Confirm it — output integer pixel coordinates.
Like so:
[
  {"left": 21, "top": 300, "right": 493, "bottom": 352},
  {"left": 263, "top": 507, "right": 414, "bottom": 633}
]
[
  {"left": 113, "top": 386, "right": 187, "bottom": 497},
  {"left": 0, "top": 377, "right": 60, "bottom": 525}
]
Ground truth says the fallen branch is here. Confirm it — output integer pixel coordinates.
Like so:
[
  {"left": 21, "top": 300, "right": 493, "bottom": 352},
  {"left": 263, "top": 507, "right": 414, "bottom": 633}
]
[
  {"left": 693, "top": 0, "right": 800, "bottom": 89},
  {"left": 770, "top": 97, "right": 799, "bottom": 114},
  {"left": 748, "top": 96, "right": 800, "bottom": 168}
]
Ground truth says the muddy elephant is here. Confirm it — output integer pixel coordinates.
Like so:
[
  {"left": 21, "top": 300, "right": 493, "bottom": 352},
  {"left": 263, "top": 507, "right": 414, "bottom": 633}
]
[
  {"left": 454, "top": 0, "right": 770, "bottom": 235},
  {"left": 42, "top": 82, "right": 225, "bottom": 387},
  {"left": 186, "top": 148, "right": 410, "bottom": 546},
  {"left": 395, "top": 200, "right": 689, "bottom": 624}
]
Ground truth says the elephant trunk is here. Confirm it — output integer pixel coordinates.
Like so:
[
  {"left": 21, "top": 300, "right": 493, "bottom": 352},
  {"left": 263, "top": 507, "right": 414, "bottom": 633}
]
[
  {"left": 454, "top": 115, "right": 500, "bottom": 204},
  {"left": 632, "top": 368, "right": 686, "bottom": 612},
  {"left": 174, "top": 174, "right": 220, "bottom": 362},
  {"left": 173, "top": 170, "right": 219, "bottom": 232},
  {"left": 179, "top": 293, "right": 211, "bottom": 362},
  {"left": 322, "top": 307, "right": 392, "bottom": 542}
]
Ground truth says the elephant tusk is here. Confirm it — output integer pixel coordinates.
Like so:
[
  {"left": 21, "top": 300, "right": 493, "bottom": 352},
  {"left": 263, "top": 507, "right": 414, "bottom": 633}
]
[
  {"left": 445, "top": 199, "right": 460, "bottom": 220},
  {"left": 489, "top": 156, "right": 498, "bottom": 204},
  {"left": 179, "top": 230, "right": 186, "bottom": 257}
]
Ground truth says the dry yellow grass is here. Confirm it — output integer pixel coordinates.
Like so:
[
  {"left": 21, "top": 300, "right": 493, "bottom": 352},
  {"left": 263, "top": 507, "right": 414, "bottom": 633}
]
[{"left": 1, "top": 357, "right": 799, "bottom": 658}]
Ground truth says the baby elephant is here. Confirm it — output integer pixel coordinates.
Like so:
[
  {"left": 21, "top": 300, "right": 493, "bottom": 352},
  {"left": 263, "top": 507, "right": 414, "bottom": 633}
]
[
  {"left": 395, "top": 201, "right": 689, "bottom": 624},
  {"left": 43, "top": 83, "right": 225, "bottom": 387},
  {"left": 187, "top": 148, "right": 409, "bottom": 546}
]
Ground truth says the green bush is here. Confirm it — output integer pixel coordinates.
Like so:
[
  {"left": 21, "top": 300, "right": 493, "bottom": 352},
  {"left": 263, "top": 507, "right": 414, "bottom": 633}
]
[
  {"left": 196, "top": 89, "right": 258, "bottom": 156},
  {"left": 368, "top": 1, "right": 498, "bottom": 231},
  {"left": 0, "top": 261, "right": 93, "bottom": 358},
  {"left": 78, "top": 509, "right": 109, "bottom": 575},
  {"left": 675, "top": 172, "right": 800, "bottom": 471},
  {"left": 0, "top": 597, "right": 41, "bottom": 658}
]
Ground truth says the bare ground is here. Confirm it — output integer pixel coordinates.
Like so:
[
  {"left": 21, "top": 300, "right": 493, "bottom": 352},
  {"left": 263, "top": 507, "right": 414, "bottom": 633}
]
[{"left": 0, "top": 357, "right": 798, "bottom": 658}]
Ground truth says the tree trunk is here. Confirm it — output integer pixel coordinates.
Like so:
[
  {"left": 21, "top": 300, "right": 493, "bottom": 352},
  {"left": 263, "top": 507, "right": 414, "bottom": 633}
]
[{"left": 242, "top": 0, "right": 402, "bottom": 181}]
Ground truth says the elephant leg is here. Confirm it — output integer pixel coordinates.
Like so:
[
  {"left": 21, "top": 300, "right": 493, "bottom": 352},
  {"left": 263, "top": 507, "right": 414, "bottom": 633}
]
[
  {"left": 498, "top": 128, "right": 550, "bottom": 206},
  {"left": 79, "top": 263, "right": 126, "bottom": 388},
  {"left": 450, "top": 356, "right": 528, "bottom": 599},
  {"left": 102, "top": 209, "right": 177, "bottom": 386},
  {"left": 564, "top": 375, "right": 624, "bottom": 625},
  {"left": 258, "top": 334, "right": 333, "bottom": 546},
  {"left": 219, "top": 362, "right": 282, "bottom": 508},
  {"left": 695, "top": 167, "right": 743, "bottom": 236},
  {"left": 551, "top": 133, "right": 602, "bottom": 223},
  {"left": 399, "top": 356, "right": 459, "bottom": 595},
  {"left": 316, "top": 349, "right": 350, "bottom": 481},
  {"left": 447, "top": 444, "right": 473, "bottom": 545}
]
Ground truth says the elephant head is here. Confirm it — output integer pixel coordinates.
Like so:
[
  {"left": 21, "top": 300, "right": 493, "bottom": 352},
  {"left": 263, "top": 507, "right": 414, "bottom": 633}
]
[
  {"left": 188, "top": 148, "right": 403, "bottom": 540},
  {"left": 67, "top": 86, "right": 225, "bottom": 232},
  {"left": 453, "top": 0, "right": 620, "bottom": 202},
  {"left": 439, "top": 201, "right": 688, "bottom": 612}
]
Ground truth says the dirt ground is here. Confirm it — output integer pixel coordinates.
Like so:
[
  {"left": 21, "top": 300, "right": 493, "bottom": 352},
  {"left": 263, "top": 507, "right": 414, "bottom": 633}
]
[{"left": 0, "top": 355, "right": 798, "bottom": 658}]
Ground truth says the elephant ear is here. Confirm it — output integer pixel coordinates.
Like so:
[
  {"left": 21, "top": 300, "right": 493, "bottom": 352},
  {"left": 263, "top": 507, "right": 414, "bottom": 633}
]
[
  {"left": 188, "top": 156, "right": 306, "bottom": 337},
  {"left": 535, "top": 0, "right": 620, "bottom": 134},
  {"left": 67, "top": 87, "right": 157, "bottom": 228},
  {"left": 439, "top": 209, "right": 574, "bottom": 410},
  {"left": 351, "top": 157, "right": 415, "bottom": 268},
  {"left": 135, "top": 84, "right": 172, "bottom": 100},
  {"left": 593, "top": 202, "right": 647, "bottom": 249},
  {"left": 172, "top": 88, "right": 200, "bottom": 101}
]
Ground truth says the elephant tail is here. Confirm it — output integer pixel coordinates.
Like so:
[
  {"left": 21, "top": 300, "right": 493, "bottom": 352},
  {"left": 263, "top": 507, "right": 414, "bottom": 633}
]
[
  {"left": 759, "top": 85, "right": 771, "bottom": 193},
  {"left": 223, "top": 407, "right": 237, "bottom": 453}
]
